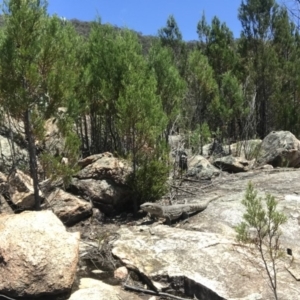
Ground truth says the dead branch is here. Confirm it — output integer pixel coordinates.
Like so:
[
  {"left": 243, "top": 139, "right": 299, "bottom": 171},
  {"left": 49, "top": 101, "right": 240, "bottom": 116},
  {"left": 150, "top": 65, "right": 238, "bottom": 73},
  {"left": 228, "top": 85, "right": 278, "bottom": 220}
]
[
  {"left": 0, "top": 294, "right": 16, "bottom": 300},
  {"left": 169, "top": 184, "right": 197, "bottom": 196},
  {"left": 123, "top": 283, "right": 193, "bottom": 300}
]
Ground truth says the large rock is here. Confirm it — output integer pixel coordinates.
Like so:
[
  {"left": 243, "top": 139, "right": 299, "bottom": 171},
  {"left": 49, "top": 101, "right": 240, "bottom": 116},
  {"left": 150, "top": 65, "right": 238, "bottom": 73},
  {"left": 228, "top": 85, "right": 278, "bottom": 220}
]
[
  {"left": 0, "top": 113, "right": 28, "bottom": 172},
  {"left": 8, "top": 169, "right": 43, "bottom": 209},
  {"left": 69, "top": 178, "right": 129, "bottom": 214},
  {"left": 187, "top": 155, "right": 220, "bottom": 179},
  {"left": 76, "top": 152, "right": 131, "bottom": 184},
  {"left": 46, "top": 188, "right": 92, "bottom": 226},
  {"left": 111, "top": 170, "right": 300, "bottom": 300},
  {"left": 0, "top": 211, "right": 80, "bottom": 298},
  {"left": 70, "top": 153, "right": 131, "bottom": 213},
  {"left": 213, "top": 155, "right": 255, "bottom": 173},
  {"left": 257, "top": 131, "right": 300, "bottom": 167},
  {"left": 200, "top": 143, "right": 213, "bottom": 158},
  {"left": 43, "top": 113, "right": 66, "bottom": 156},
  {"left": 112, "top": 225, "right": 296, "bottom": 300},
  {"left": 0, "top": 135, "right": 28, "bottom": 173}
]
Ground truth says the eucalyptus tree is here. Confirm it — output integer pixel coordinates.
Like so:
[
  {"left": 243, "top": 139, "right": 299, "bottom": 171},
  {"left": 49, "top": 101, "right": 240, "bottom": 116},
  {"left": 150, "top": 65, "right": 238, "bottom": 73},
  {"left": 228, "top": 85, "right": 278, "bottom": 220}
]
[{"left": 0, "top": 0, "right": 79, "bottom": 209}]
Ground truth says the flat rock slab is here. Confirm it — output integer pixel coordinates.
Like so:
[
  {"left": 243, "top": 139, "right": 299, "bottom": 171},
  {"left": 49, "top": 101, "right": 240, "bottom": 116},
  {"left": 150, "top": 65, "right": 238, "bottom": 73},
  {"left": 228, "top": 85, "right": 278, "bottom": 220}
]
[
  {"left": 68, "top": 278, "right": 143, "bottom": 300},
  {"left": 0, "top": 211, "right": 80, "bottom": 298},
  {"left": 112, "top": 225, "right": 298, "bottom": 299}
]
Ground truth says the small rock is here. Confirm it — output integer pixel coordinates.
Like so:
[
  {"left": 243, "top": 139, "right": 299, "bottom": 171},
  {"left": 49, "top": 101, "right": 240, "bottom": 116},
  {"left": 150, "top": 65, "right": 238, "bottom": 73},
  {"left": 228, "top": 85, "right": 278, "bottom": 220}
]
[
  {"left": 91, "top": 270, "right": 104, "bottom": 274},
  {"left": 152, "top": 280, "right": 168, "bottom": 292},
  {"left": 114, "top": 266, "right": 128, "bottom": 280}
]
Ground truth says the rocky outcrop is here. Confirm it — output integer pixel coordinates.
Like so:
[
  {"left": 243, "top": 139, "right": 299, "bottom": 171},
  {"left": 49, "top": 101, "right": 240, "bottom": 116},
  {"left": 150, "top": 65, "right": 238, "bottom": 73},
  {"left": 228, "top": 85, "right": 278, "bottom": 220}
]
[
  {"left": 8, "top": 169, "right": 43, "bottom": 209},
  {"left": 257, "top": 131, "right": 300, "bottom": 167},
  {"left": 42, "top": 113, "right": 66, "bottom": 156},
  {"left": 110, "top": 169, "right": 300, "bottom": 300},
  {"left": 0, "top": 135, "right": 28, "bottom": 173},
  {"left": 46, "top": 188, "right": 92, "bottom": 226},
  {"left": 69, "top": 178, "right": 128, "bottom": 214},
  {"left": 213, "top": 155, "right": 255, "bottom": 173},
  {"left": 0, "top": 211, "right": 80, "bottom": 298},
  {"left": 75, "top": 152, "right": 131, "bottom": 184},
  {"left": 69, "top": 153, "right": 131, "bottom": 213},
  {"left": 187, "top": 155, "right": 220, "bottom": 179}
]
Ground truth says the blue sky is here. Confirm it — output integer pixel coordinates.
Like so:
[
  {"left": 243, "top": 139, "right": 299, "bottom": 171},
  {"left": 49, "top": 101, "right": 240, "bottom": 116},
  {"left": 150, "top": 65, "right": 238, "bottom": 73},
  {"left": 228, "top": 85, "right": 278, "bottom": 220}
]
[{"left": 47, "top": 0, "right": 243, "bottom": 40}]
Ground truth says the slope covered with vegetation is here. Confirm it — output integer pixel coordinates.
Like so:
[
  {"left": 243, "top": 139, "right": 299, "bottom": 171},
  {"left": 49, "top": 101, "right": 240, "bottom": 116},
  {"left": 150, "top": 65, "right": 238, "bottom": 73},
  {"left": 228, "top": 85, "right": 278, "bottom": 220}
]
[{"left": 0, "top": 0, "right": 299, "bottom": 209}]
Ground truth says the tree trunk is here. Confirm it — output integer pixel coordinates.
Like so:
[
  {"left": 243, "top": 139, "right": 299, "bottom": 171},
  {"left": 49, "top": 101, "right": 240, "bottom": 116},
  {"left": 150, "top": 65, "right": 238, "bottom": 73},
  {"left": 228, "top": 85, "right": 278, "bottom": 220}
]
[{"left": 24, "top": 109, "right": 40, "bottom": 210}]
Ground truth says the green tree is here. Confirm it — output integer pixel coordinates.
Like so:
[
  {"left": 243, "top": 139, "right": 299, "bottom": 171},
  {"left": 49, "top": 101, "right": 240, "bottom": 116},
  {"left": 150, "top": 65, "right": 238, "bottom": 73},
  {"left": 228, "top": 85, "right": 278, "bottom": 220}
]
[
  {"left": 272, "top": 6, "right": 300, "bottom": 135},
  {"left": 186, "top": 50, "right": 219, "bottom": 152},
  {"left": 238, "top": 0, "right": 280, "bottom": 138},
  {"left": 197, "top": 15, "right": 238, "bottom": 88},
  {"left": 116, "top": 31, "right": 167, "bottom": 170},
  {"left": 236, "top": 182, "right": 287, "bottom": 300},
  {"left": 158, "top": 14, "right": 182, "bottom": 57},
  {"left": 158, "top": 15, "right": 188, "bottom": 78},
  {"left": 85, "top": 22, "right": 169, "bottom": 211},
  {"left": 148, "top": 41, "right": 186, "bottom": 142},
  {"left": 219, "top": 71, "right": 248, "bottom": 140},
  {"left": 0, "top": 0, "right": 79, "bottom": 209},
  {"left": 197, "top": 14, "right": 247, "bottom": 141}
]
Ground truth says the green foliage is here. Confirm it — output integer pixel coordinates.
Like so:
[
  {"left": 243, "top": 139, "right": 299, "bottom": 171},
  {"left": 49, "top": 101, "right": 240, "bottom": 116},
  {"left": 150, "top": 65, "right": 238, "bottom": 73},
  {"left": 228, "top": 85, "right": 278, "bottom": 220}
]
[
  {"left": 235, "top": 140, "right": 262, "bottom": 160},
  {"left": 236, "top": 182, "right": 287, "bottom": 243},
  {"left": 158, "top": 15, "right": 188, "bottom": 77},
  {"left": 185, "top": 49, "right": 219, "bottom": 132},
  {"left": 127, "top": 149, "right": 170, "bottom": 204},
  {"left": 238, "top": 0, "right": 284, "bottom": 138},
  {"left": 40, "top": 114, "right": 81, "bottom": 188},
  {"left": 189, "top": 122, "right": 211, "bottom": 153},
  {"left": 148, "top": 41, "right": 186, "bottom": 138},
  {"left": 40, "top": 153, "right": 79, "bottom": 189},
  {"left": 158, "top": 14, "right": 182, "bottom": 43},
  {"left": 0, "top": 1, "right": 81, "bottom": 209},
  {"left": 236, "top": 182, "right": 287, "bottom": 299},
  {"left": 197, "top": 14, "right": 238, "bottom": 81}
]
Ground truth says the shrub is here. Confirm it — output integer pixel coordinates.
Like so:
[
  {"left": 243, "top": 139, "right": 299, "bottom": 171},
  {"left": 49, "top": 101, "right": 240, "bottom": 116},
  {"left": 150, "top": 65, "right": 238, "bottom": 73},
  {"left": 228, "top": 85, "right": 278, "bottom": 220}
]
[
  {"left": 127, "top": 143, "right": 170, "bottom": 210},
  {"left": 236, "top": 182, "right": 287, "bottom": 300}
]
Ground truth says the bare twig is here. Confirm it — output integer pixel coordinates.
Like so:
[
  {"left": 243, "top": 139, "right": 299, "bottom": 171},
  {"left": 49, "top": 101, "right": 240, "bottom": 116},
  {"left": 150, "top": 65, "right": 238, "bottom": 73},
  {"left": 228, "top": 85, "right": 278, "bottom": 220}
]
[
  {"left": 169, "top": 184, "right": 196, "bottom": 196},
  {"left": 0, "top": 294, "right": 16, "bottom": 300}
]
